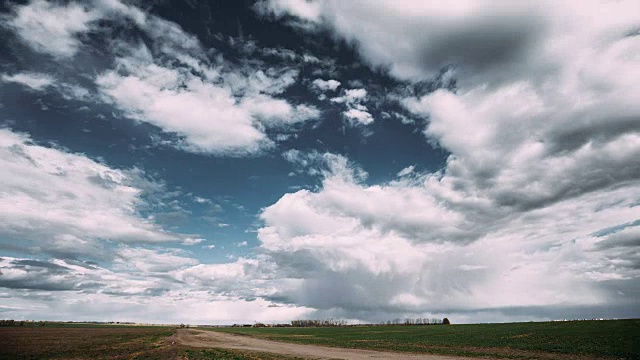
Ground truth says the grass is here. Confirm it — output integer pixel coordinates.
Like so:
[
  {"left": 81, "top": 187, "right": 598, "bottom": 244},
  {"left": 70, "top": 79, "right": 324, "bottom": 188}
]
[
  {"left": 0, "top": 325, "right": 302, "bottom": 359},
  {"left": 206, "top": 319, "right": 640, "bottom": 359}
]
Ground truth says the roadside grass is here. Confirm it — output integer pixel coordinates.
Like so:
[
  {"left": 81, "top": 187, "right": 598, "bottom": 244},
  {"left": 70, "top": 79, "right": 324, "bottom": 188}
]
[
  {"left": 206, "top": 319, "right": 640, "bottom": 359},
  {"left": 0, "top": 326, "right": 301, "bottom": 359}
]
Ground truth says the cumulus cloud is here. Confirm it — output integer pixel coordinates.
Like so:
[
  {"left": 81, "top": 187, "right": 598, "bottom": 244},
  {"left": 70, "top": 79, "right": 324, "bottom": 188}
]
[
  {"left": 93, "top": 27, "right": 318, "bottom": 155},
  {"left": 311, "top": 78, "right": 341, "bottom": 92},
  {"left": 96, "top": 57, "right": 269, "bottom": 155},
  {"left": 255, "top": 1, "right": 545, "bottom": 82},
  {"left": 3, "top": 0, "right": 98, "bottom": 58},
  {"left": 330, "top": 88, "right": 374, "bottom": 125},
  {"left": 96, "top": 52, "right": 319, "bottom": 154},
  {"left": 257, "top": 152, "right": 640, "bottom": 320},
  {"left": 248, "top": 1, "right": 640, "bottom": 320},
  {"left": 199, "top": 0, "right": 640, "bottom": 321},
  {"left": 0, "top": 128, "right": 183, "bottom": 260}
]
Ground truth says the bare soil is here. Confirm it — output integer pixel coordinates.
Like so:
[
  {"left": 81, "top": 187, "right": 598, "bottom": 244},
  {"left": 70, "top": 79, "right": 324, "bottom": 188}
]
[{"left": 177, "top": 329, "right": 480, "bottom": 360}]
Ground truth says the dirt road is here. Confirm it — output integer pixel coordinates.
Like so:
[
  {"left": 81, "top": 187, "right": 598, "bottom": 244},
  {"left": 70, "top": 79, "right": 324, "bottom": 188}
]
[{"left": 176, "top": 329, "right": 477, "bottom": 360}]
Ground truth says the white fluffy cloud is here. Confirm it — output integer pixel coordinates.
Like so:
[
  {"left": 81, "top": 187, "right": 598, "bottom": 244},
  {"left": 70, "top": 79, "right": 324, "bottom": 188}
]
[
  {"left": 93, "top": 22, "right": 319, "bottom": 154},
  {"left": 4, "top": 0, "right": 320, "bottom": 155},
  {"left": 4, "top": 0, "right": 98, "bottom": 58},
  {"left": 257, "top": 152, "right": 639, "bottom": 320},
  {"left": 96, "top": 50, "right": 319, "bottom": 154},
  {"left": 311, "top": 78, "right": 341, "bottom": 92},
  {"left": 96, "top": 59, "right": 269, "bottom": 155},
  {"left": 330, "top": 88, "right": 374, "bottom": 125},
  {"left": 0, "top": 129, "right": 182, "bottom": 259}
]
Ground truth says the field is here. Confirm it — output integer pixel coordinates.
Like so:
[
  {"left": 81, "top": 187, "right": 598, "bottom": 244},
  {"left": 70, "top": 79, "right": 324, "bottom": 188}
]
[
  {"left": 0, "top": 325, "right": 302, "bottom": 360},
  {"left": 1, "top": 320, "right": 637, "bottom": 359},
  {"left": 209, "top": 319, "right": 640, "bottom": 359}
]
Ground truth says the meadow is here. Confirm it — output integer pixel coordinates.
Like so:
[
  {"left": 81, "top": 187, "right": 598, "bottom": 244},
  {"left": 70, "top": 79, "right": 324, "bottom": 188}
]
[{"left": 209, "top": 319, "right": 640, "bottom": 359}]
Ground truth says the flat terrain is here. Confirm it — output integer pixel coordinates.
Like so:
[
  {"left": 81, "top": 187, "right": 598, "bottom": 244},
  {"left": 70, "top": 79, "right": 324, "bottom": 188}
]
[
  {"left": 1, "top": 320, "right": 637, "bottom": 359},
  {"left": 0, "top": 325, "right": 303, "bottom": 359},
  {"left": 207, "top": 319, "right": 640, "bottom": 359},
  {"left": 178, "top": 328, "right": 469, "bottom": 359}
]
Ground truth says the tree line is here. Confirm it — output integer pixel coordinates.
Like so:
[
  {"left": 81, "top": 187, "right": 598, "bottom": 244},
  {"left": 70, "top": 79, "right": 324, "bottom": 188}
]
[
  {"left": 288, "top": 318, "right": 450, "bottom": 327},
  {"left": 383, "top": 317, "right": 450, "bottom": 325},
  {"left": 291, "top": 319, "right": 349, "bottom": 327},
  {"left": 0, "top": 319, "right": 47, "bottom": 327}
]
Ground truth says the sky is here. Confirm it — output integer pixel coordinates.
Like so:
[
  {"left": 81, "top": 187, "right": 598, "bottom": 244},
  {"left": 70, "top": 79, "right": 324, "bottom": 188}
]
[{"left": 0, "top": 0, "right": 638, "bottom": 325}]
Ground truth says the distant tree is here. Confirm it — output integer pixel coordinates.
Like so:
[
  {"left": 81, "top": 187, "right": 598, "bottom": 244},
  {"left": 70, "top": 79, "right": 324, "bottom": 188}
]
[{"left": 442, "top": 318, "right": 451, "bottom": 325}]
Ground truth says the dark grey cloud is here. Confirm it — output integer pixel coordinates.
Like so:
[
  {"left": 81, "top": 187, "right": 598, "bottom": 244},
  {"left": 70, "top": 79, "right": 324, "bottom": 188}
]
[
  {"left": 11, "top": 259, "right": 69, "bottom": 271},
  {"left": 413, "top": 15, "right": 545, "bottom": 79},
  {"left": 546, "top": 115, "right": 640, "bottom": 155}
]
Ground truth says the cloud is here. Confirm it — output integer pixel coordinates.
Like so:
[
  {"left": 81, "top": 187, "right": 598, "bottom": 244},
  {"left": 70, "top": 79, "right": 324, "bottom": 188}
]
[
  {"left": 1, "top": 72, "right": 92, "bottom": 101},
  {"left": 95, "top": 45, "right": 319, "bottom": 154},
  {"left": 311, "top": 79, "right": 341, "bottom": 92},
  {"left": 342, "top": 109, "right": 373, "bottom": 126},
  {"left": 257, "top": 150, "right": 640, "bottom": 320},
  {"left": 331, "top": 88, "right": 367, "bottom": 103},
  {"left": 241, "top": 95, "right": 320, "bottom": 127},
  {"left": 0, "top": 252, "right": 315, "bottom": 324},
  {"left": 282, "top": 150, "right": 368, "bottom": 181},
  {"left": 1, "top": 72, "right": 54, "bottom": 90},
  {"left": 330, "top": 88, "right": 374, "bottom": 125},
  {"left": 91, "top": 20, "right": 319, "bottom": 155},
  {"left": 255, "top": 1, "right": 546, "bottom": 82},
  {"left": 0, "top": 257, "right": 102, "bottom": 291},
  {"left": 115, "top": 247, "right": 198, "bottom": 273},
  {"left": 0, "top": 285, "right": 312, "bottom": 325},
  {"left": 3, "top": 0, "right": 98, "bottom": 58},
  {"left": 0, "top": 255, "right": 175, "bottom": 296},
  {"left": 0, "top": 128, "right": 182, "bottom": 260},
  {"left": 254, "top": 1, "right": 640, "bottom": 319},
  {"left": 396, "top": 165, "right": 415, "bottom": 177},
  {"left": 3, "top": 0, "right": 320, "bottom": 156},
  {"left": 96, "top": 57, "right": 270, "bottom": 155},
  {"left": 181, "top": 238, "right": 205, "bottom": 246}
]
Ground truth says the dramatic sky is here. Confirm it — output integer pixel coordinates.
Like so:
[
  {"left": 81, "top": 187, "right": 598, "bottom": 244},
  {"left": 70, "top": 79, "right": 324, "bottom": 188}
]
[{"left": 0, "top": 0, "right": 639, "bottom": 325}]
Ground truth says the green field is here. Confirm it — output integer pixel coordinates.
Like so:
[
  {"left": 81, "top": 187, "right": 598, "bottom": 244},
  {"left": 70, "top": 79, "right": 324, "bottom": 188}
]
[{"left": 208, "top": 319, "right": 640, "bottom": 359}]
